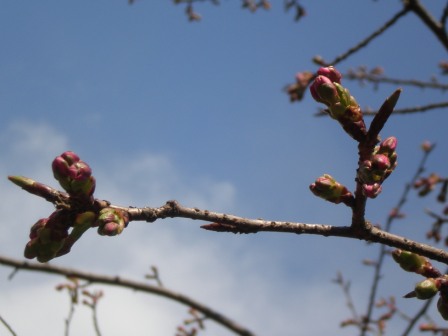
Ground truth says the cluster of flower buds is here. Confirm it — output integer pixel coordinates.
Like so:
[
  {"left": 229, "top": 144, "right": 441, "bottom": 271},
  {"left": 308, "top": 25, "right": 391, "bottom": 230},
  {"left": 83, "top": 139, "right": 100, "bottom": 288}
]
[
  {"left": 24, "top": 210, "right": 96, "bottom": 263},
  {"left": 392, "top": 249, "right": 448, "bottom": 320},
  {"left": 9, "top": 151, "right": 132, "bottom": 263},
  {"left": 52, "top": 151, "right": 96, "bottom": 202},
  {"left": 309, "top": 66, "right": 366, "bottom": 142},
  {"left": 309, "top": 174, "right": 354, "bottom": 206},
  {"left": 95, "top": 208, "right": 129, "bottom": 236},
  {"left": 357, "top": 137, "right": 398, "bottom": 198}
]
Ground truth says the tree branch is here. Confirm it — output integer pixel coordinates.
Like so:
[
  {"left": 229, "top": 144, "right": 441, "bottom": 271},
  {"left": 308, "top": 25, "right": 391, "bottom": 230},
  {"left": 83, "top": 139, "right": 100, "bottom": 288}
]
[
  {"left": 106, "top": 200, "right": 448, "bottom": 264},
  {"left": 0, "top": 255, "right": 255, "bottom": 336},
  {"left": 405, "top": 0, "right": 448, "bottom": 51}
]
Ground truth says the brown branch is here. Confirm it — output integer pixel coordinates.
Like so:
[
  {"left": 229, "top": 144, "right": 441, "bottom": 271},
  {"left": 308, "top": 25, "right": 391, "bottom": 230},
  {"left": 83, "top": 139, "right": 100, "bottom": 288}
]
[
  {"left": 405, "top": 0, "right": 448, "bottom": 51},
  {"left": 12, "top": 175, "right": 448, "bottom": 265},
  {"left": 108, "top": 200, "right": 448, "bottom": 264},
  {"left": 0, "top": 255, "right": 255, "bottom": 336}
]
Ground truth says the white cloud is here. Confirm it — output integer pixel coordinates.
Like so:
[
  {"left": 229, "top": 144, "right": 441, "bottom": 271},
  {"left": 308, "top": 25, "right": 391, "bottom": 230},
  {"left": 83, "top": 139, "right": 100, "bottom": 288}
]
[{"left": 0, "top": 120, "right": 371, "bottom": 336}]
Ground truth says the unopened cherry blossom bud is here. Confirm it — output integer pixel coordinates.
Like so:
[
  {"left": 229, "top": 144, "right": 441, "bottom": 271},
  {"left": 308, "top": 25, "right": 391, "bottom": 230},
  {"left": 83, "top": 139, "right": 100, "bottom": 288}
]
[
  {"left": 378, "top": 136, "right": 397, "bottom": 154},
  {"left": 317, "top": 66, "right": 342, "bottom": 84},
  {"left": 96, "top": 208, "right": 129, "bottom": 236},
  {"left": 309, "top": 174, "right": 353, "bottom": 205},
  {"left": 24, "top": 239, "right": 38, "bottom": 259},
  {"left": 372, "top": 154, "right": 391, "bottom": 171},
  {"left": 421, "top": 141, "right": 434, "bottom": 153},
  {"left": 52, "top": 151, "right": 80, "bottom": 181},
  {"left": 362, "top": 183, "right": 382, "bottom": 198},
  {"left": 414, "top": 278, "right": 439, "bottom": 300},
  {"left": 52, "top": 151, "right": 96, "bottom": 197},
  {"left": 309, "top": 76, "right": 340, "bottom": 105},
  {"left": 392, "top": 249, "right": 427, "bottom": 273}
]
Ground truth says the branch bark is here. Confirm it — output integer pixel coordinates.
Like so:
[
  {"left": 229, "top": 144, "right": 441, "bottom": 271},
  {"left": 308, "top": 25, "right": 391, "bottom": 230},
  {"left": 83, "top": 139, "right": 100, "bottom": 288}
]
[{"left": 107, "top": 200, "right": 448, "bottom": 265}]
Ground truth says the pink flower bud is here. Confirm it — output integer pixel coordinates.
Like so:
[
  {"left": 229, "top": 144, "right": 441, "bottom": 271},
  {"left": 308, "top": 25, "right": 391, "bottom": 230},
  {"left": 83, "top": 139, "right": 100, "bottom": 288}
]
[
  {"left": 52, "top": 151, "right": 96, "bottom": 197},
  {"left": 362, "top": 183, "right": 382, "bottom": 198},
  {"left": 309, "top": 76, "right": 340, "bottom": 106},
  {"left": 317, "top": 66, "right": 342, "bottom": 84},
  {"left": 379, "top": 136, "right": 397, "bottom": 154},
  {"left": 372, "top": 154, "right": 391, "bottom": 171}
]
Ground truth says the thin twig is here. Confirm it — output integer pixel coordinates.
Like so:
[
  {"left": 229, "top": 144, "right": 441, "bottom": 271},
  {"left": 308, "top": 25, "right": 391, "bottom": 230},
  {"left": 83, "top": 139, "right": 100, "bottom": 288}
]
[
  {"left": 64, "top": 300, "right": 75, "bottom": 336},
  {"left": 345, "top": 72, "right": 448, "bottom": 91},
  {"left": 405, "top": 0, "right": 448, "bottom": 51},
  {"left": 0, "top": 255, "right": 255, "bottom": 336},
  {"left": 0, "top": 314, "right": 17, "bottom": 336}
]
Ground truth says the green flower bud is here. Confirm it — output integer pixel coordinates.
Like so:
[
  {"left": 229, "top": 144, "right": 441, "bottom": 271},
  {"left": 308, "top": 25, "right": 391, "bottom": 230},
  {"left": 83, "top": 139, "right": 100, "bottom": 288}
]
[
  {"left": 309, "top": 174, "right": 353, "bottom": 204},
  {"left": 392, "top": 249, "right": 427, "bottom": 273},
  {"left": 415, "top": 278, "right": 439, "bottom": 300},
  {"left": 96, "top": 208, "right": 129, "bottom": 236}
]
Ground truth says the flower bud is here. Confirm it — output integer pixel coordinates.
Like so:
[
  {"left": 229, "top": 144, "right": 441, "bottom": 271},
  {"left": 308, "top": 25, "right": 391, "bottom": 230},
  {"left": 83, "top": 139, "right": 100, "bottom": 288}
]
[
  {"left": 309, "top": 76, "right": 340, "bottom": 105},
  {"left": 96, "top": 208, "right": 129, "bottom": 236},
  {"left": 392, "top": 249, "right": 427, "bottom": 273},
  {"left": 379, "top": 136, "right": 397, "bottom": 154},
  {"left": 317, "top": 66, "right": 342, "bottom": 84},
  {"left": 52, "top": 151, "right": 96, "bottom": 197},
  {"left": 24, "top": 239, "right": 38, "bottom": 259},
  {"left": 421, "top": 141, "right": 434, "bottom": 153},
  {"left": 362, "top": 183, "right": 382, "bottom": 198},
  {"left": 372, "top": 154, "right": 391, "bottom": 171},
  {"left": 415, "top": 278, "right": 439, "bottom": 300},
  {"left": 29, "top": 218, "right": 48, "bottom": 239},
  {"left": 309, "top": 174, "right": 353, "bottom": 204}
]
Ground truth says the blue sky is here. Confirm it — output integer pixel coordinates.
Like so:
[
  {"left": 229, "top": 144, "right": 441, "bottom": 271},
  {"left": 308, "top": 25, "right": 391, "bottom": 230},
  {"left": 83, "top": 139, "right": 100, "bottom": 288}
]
[{"left": 1, "top": 1, "right": 447, "bottom": 335}]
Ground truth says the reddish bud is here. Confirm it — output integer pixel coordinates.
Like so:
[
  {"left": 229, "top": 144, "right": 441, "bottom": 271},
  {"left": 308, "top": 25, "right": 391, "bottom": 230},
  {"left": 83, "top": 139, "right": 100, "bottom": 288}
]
[
  {"left": 362, "top": 183, "right": 382, "bottom": 198},
  {"left": 372, "top": 154, "right": 391, "bottom": 171},
  {"left": 52, "top": 151, "right": 96, "bottom": 197},
  {"left": 309, "top": 75, "right": 340, "bottom": 105},
  {"left": 378, "top": 136, "right": 397, "bottom": 154},
  {"left": 317, "top": 66, "right": 342, "bottom": 83},
  {"left": 96, "top": 208, "right": 129, "bottom": 236}
]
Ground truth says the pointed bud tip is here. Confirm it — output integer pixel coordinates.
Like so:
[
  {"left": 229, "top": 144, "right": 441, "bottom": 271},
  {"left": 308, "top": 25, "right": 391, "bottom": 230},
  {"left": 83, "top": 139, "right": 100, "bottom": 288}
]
[{"left": 8, "top": 175, "right": 34, "bottom": 188}]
